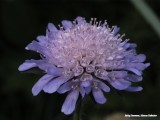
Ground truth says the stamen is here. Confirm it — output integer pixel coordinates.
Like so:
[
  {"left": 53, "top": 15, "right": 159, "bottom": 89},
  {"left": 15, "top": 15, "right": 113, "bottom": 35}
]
[
  {"left": 93, "top": 81, "right": 99, "bottom": 89},
  {"left": 94, "top": 69, "right": 108, "bottom": 80},
  {"left": 90, "top": 18, "right": 94, "bottom": 24},
  {"left": 80, "top": 73, "right": 93, "bottom": 81},
  {"left": 86, "top": 65, "right": 95, "bottom": 73},
  {"left": 72, "top": 66, "right": 84, "bottom": 76},
  {"left": 71, "top": 84, "right": 79, "bottom": 89},
  {"left": 98, "top": 21, "right": 102, "bottom": 26},
  {"left": 103, "top": 20, "right": 107, "bottom": 27},
  {"left": 93, "top": 18, "right": 97, "bottom": 25},
  {"left": 80, "top": 57, "right": 90, "bottom": 67},
  {"left": 73, "top": 20, "right": 76, "bottom": 25},
  {"left": 63, "top": 68, "right": 74, "bottom": 78}
]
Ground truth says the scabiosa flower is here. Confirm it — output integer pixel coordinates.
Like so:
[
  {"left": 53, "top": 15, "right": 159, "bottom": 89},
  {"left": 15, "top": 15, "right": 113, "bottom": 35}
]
[{"left": 18, "top": 17, "right": 150, "bottom": 115}]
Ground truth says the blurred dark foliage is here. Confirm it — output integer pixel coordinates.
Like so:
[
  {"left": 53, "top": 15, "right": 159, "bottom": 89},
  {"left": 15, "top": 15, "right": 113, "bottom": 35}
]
[{"left": 0, "top": 0, "right": 160, "bottom": 120}]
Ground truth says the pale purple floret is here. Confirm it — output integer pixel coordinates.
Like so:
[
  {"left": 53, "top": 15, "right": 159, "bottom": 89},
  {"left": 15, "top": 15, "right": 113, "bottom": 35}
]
[{"left": 18, "top": 17, "right": 150, "bottom": 115}]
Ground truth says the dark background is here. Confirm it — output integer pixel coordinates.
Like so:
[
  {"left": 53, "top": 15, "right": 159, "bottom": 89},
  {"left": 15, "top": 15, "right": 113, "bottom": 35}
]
[{"left": 0, "top": 0, "right": 160, "bottom": 120}]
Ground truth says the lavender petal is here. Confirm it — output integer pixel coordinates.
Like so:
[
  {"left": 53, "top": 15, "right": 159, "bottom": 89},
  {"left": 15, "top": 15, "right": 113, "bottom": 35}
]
[
  {"left": 80, "top": 87, "right": 86, "bottom": 98},
  {"left": 76, "top": 16, "right": 86, "bottom": 24},
  {"left": 85, "top": 87, "right": 91, "bottom": 94},
  {"left": 99, "top": 81, "right": 110, "bottom": 92},
  {"left": 32, "top": 74, "right": 54, "bottom": 96},
  {"left": 25, "top": 41, "right": 45, "bottom": 54},
  {"left": 61, "top": 20, "right": 73, "bottom": 29},
  {"left": 57, "top": 81, "right": 72, "bottom": 94},
  {"left": 43, "top": 76, "right": 70, "bottom": 93},
  {"left": 18, "top": 62, "right": 37, "bottom": 71},
  {"left": 110, "top": 79, "right": 131, "bottom": 90},
  {"left": 125, "top": 86, "right": 143, "bottom": 92},
  {"left": 47, "top": 67, "right": 63, "bottom": 76},
  {"left": 112, "top": 26, "right": 120, "bottom": 36},
  {"left": 132, "top": 54, "right": 146, "bottom": 62},
  {"left": 108, "top": 71, "right": 128, "bottom": 79},
  {"left": 25, "top": 59, "right": 51, "bottom": 71},
  {"left": 61, "top": 90, "right": 79, "bottom": 115},
  {"left": 126, "top": 68, "right": 142, "bottom": 76},
  {"left": 92, "top": 88, "right": 107, "bottom": 104},
  {"left": 125, "top": 74, "right": 142, "bottom": 82},
  {"left": 81, "top": 81, "right": 91, "bottom": 87},
  {"left": 47, "top": 23, "right": 58, "bottom": 32}
]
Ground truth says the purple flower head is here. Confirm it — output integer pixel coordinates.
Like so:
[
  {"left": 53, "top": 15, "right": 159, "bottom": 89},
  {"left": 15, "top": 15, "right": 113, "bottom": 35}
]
[{"left": 18, "top": 17, "right": 150, "bottom": 115}]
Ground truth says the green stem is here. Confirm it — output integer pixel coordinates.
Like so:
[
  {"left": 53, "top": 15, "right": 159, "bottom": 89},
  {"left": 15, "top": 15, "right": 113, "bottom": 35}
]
[
  {"left": 73, "top": 99, "right": 83, "bottom": 120},
  {"left": 130, "top": 0, "right": 160, "bottom": 37},
  {"left": 73, "top": 111, "right": 78, "bottom": 120}
]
